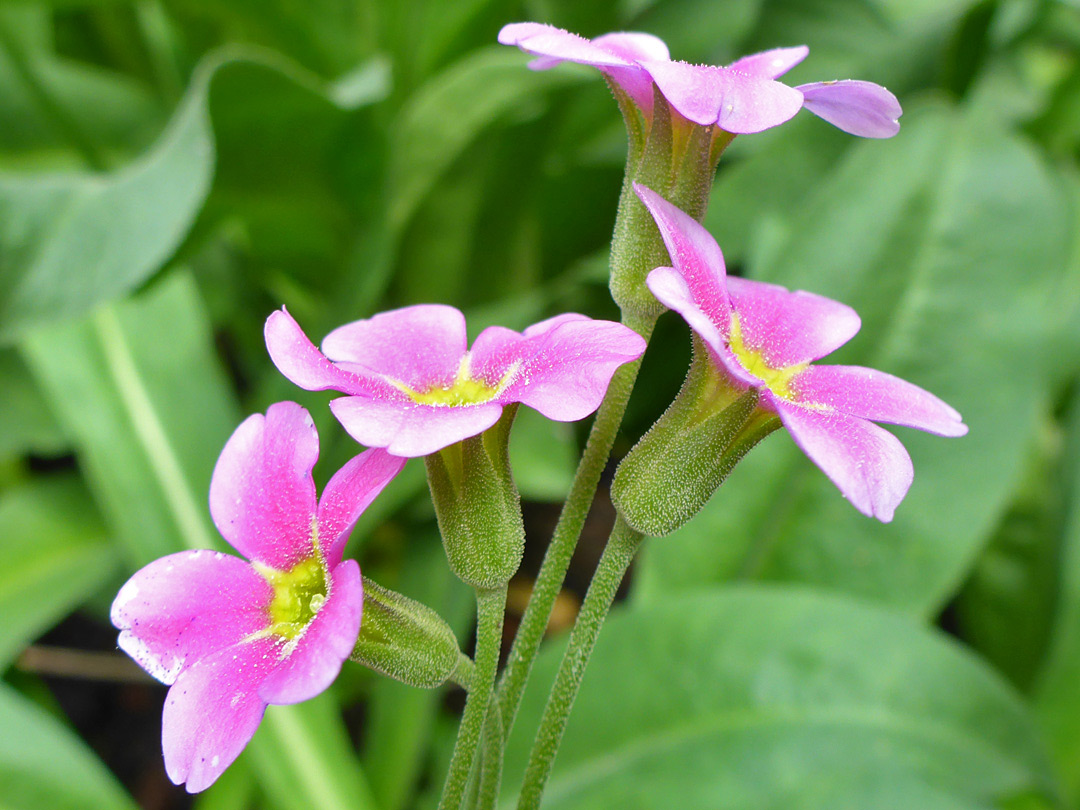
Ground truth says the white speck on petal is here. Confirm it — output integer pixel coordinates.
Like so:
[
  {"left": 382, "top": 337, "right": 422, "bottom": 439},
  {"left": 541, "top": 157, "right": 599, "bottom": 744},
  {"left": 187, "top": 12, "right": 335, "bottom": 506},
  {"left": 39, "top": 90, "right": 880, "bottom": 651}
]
[{"left": 211, "top": 756, "right": 220, "bottom": 768}]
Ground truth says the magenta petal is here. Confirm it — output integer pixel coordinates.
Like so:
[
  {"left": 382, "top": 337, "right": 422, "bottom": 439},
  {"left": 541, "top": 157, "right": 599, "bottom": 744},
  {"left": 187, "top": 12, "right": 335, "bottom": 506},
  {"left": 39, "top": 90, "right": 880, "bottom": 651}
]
[
  {"left": 317, "top": 449, "right": 407, "bottom": 564},
  {"left": 112, "top": 550, "right": 270, "bottom": 685},
  {"left": 497, "top": 317, "right": 647, "bottom": 422},
  {"left": 209, "top": 402, "right": 318, "bottom": 570},
  {"left": 265, "top": 309, "right": 392, "bottom": 398},
  {"left": 259, "top": 561, "right": 362, "bottom": 705},
  {"left": 640, "top": 60, "right": 803, "bottom": 132},
  {"left": 797, "top": 80, "right": 901, "bottom": 138},
  {"left": 497, "top": 23, "right": 635, "bottom": 69},
  {"left": 321, "top": 305, "right": 468, "bottom": 391},
  {"left": 634, "top": 184, "right": 731, "bottom": 330},
  {"left": 726, "top": 276, "right": 861, "bottom": 367},
  {"left": 792, "top": 365, "right": 968, "bottom": 437},
  {"left": 591, "top": 32, "right": 669, "bottom": 63},
  {"left": 162, "top": 635, "right": 281, "bottom": 792},
  {"left": 727, "top": 46, "right": 809, "bottom": 79},
  {"left": 773, "top": 397, "right": 914, "bottom": 522},
  {"left": 330, "top": 396, "right": 504, "bottom": 457}
]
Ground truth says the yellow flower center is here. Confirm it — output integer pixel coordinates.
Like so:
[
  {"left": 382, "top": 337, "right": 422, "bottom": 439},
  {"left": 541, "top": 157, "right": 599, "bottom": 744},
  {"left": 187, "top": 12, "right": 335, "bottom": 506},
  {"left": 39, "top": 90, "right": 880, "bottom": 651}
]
[
  {"left": 258, "top": 550, "right": 328, "bottom": 641},
  {"left": 395, "top": 356, "right": 516, "bottom": 407},
  {"left": 728, "top": 314, "right": 805, "bottom": 401}
]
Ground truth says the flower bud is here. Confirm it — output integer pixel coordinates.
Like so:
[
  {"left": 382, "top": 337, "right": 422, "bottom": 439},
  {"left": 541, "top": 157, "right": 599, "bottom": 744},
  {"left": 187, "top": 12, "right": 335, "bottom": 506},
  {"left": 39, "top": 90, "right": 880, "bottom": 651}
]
[
  {"left": 424, "top": 405, "right": 525, "bottom": 589},
  {"left": 351, "top": 579, "right": 463, "bottom": 689},
  {"left": 611, "top": 341, "right": 780, "bottom": 536}
]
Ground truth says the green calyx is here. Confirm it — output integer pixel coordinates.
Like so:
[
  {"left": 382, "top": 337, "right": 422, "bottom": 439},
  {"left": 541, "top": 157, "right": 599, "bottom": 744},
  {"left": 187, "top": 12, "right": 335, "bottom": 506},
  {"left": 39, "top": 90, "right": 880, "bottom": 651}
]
[
  {"left": 424, "top": 405, "right": 525, "bottom": 589},
  {"left": 611, "top": 338, "right": 781, "bottom": 537},
  {"left": 257, "top": 548, "right": 328, "bottom": 641},
  {"left": 608, "top": 87, "right": 730, "bottom": 325},
  {"left": 351, "top": 578, "right": 463, "bottom": 689}
]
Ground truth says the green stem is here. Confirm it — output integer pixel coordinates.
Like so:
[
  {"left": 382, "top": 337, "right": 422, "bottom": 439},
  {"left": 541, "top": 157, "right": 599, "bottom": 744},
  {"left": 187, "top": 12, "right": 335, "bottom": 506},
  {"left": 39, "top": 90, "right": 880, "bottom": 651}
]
[
  {"left": 439, "top": 587, "right": 505, "bottom": 810},
  {"left": 496, "top": 313, "right": 653, "bottom": 741},
  {"left": 450, "top": 651, "right": 476, "bottom": 692},
  {"left": 515, "top": 517, "right": 644, "bottom": 810},
  {"left": 475, "top": 700, "right": 505, "bottom": 810}
]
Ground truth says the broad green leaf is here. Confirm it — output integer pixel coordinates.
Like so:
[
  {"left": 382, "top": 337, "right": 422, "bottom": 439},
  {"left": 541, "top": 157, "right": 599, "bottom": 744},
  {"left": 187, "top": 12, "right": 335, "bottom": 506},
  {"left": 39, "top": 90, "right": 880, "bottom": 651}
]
[
  {"left": 0, "top": 57, "right": 213, "bottom": 341},
  {"left": 0, "top": 681, "right": 136, "bottom": 810},
  {"left": 502, "top": 587, "right": 1061, "bottom": 809},
  {"left": 0, "top": 476, "right": 116, "bottom": 669},
  {"left": 636, "top": 102, "right": 1071, "bottom": 616},
  {"left": 0, "top": 47, "right": 383, "bottom": 344},
  {"left": 1034, "top": 399, "right": 1080, "bottom": 802},
  {"left": 22, "top": 270, "right": 239, "bottom": 566},
  {"left": 0, "top": 349, "right": 66, "bottom": 458},
  {"left": 247, "top": 695, "right": 378, "bottom": 810},
  {"left": 510, "top": 406, "right": 578, "bottom": 502}
]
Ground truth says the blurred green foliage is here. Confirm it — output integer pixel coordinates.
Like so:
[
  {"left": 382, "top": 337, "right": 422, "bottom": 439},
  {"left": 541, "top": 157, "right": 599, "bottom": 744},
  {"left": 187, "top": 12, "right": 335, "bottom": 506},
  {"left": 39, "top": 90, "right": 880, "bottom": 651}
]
[{"left": 0, "top": 0, "right": 1079, "bottom": 808}]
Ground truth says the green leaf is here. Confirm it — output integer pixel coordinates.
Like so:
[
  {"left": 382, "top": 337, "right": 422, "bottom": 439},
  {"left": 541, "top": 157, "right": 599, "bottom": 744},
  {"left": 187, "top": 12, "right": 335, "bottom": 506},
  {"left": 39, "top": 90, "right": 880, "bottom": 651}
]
[
  {"left": 636, "top": 101, "right": 1072, "bottom": 616},
  {"left": 1034, "top": 400, "right": 1080, "bottom": 803},
  {"left": 0, "top": 681, "right": 136, "bottom": 810},
  {"left": 0, "top": 58, "right": 213, "bottom": 341},
  {"left": 502, "top": 587, "right": 1061, "bottom": 809},
  {"left": 0, "top": 349, "right": 66, "bottom": 458},
  {"left": 0, "top": 476, "right": 116, "bottom": 669},
  {"left": 22, "top": 270, "right": 240, "bottom": 566},
  {"left": 510, "top": 406, "right": 578, "bottom": 503}
]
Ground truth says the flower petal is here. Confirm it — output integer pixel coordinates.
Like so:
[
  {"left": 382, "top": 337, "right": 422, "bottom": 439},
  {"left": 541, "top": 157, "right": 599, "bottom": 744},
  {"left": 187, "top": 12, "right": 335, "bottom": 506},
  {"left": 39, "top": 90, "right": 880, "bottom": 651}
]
[
  {"left": 634, "top": 184, "right": 731, "bottom": 330},
  {"left": 321, "top": 304, "right": 468, "bottom": 391},
  {"left": 489, "top": 317, "right": 647, "bottom": 422},
  {"left": 265, "top": 309, "right": 394, "bottom": 398},
  {"left": 591, "top": 32, "right": 670, "bottom": 63},
  {"left": 727, "top": 46, "right": 809, "bottom": 79},
  {"left": 112, "top": 550, "right": 271, "bottom": 685},
  {"left": 640, "top": 60, "right": 804, "bottom": 132},
  {"left": 317, "top": 449, "right": 407, "bottom": 565},
  {"left": 162, "top": 635, "right": 282, "bottom": 792},
  {"left": 726, "top": 276, "right": 861, "bottom": 367},
  {"left": 773, "top": 397, "right": 914, "bottom": 522},
  {"left": 796, "top": 80, "right": 901, "bottom": 138},
  {"left": 792, "top": 365, "right": 968, "bottom": 437},
  {"left": 258, "top": 560, "right": 362, "bottom": 705},
  {"left": 330, "top": 396, "right": 504, "bottom": 457},
  {"left": 209, "top": 402, "right": 318, "bottom": 570},
  {"left": 498, "top": 23, "right": 636, "bottom": 69}
]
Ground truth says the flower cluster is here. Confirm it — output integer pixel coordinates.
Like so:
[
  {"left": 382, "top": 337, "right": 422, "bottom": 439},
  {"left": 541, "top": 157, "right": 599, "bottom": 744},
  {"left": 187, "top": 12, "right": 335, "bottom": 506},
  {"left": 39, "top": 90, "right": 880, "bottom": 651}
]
[{"left": 111, "top": 18, "right": 965, "bottom": 801}]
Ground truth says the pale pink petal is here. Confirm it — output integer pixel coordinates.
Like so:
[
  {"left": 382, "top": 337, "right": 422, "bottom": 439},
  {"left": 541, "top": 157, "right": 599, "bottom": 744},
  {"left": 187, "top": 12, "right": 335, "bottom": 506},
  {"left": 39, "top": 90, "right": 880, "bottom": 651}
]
[
  {"left": 772, "top": 396, "right": 914, "bottom": 522},
  {"left": 726, "top": 276, "right": 861, "bottom": 367},
  {"left": 209, "top": 402, "right": 318, "bottom": 571},
  {"left": 796, "top": 80, "right": 901, "bottom": 138},
  {"left": 727, "top": 46, "right": 809, "bottom": 79},
  {"left": 591, "top": 32, "right": 670, "bottom": 63},
  {"left": 330, "top": 396, "right": 504, "bottom": 457},
  {"left": 495, "top": 317, "right": 647, "bottom": 422},
  {"left": 497, "top": 23, "right": 636, "bottom": 69},
  {"left": 162, "top": 635, "right": 282, "bottom": 792},
  {"left": 634, "top": 184, "right": 731, "bottom": 329},
  {"left": 646, "top": 267, "right": 761, "bottom": 388},
  {"left": 317, "top": 449, "right": 407, "bottom": 564},
  {"left": 640, "top": 60, "right": 804, "bottom": 132},
  {"left": 321, "top": 305, "right": 468, "bottom": 391},
  {"left": 265, "top": 309, "right": 394, "bottom": 398},
  {"left": 111, "top": 550, "right": 271, "bottom": 685},
  {"left": 258, "top": 561, "right": 362, "bottom": 705},
  {"left": 792, "top": 365, "right": 967, "bottom": 437}
]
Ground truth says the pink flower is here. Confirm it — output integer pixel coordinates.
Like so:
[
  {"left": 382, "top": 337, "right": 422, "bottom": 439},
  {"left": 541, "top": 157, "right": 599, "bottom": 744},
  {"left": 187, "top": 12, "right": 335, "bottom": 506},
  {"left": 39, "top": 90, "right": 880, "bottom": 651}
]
[
  {"left": 111, "top": 402, "right": 405, "bottom": 792},
  {"left": 634, "top": 184, "right": 966, "bottom": 521},
  {"left": 264, "top": 305, "right": 647, "bottom": 457},
  {"left": 498, "top": 23, "right": 900, "bottom": 137}
]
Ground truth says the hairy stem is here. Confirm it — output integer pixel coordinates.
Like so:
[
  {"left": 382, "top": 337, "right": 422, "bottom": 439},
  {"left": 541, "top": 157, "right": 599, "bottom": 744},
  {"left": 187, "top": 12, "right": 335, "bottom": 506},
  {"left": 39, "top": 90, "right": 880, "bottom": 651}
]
[
  {"left": 515, "top": 517, "right": 644, "bottom": 809},
  {"left": 496, "top": 313, "right": 653, "bottom": 741},
  {"left": 439, "top": 588, "right": 505, "bottom": 810}
]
